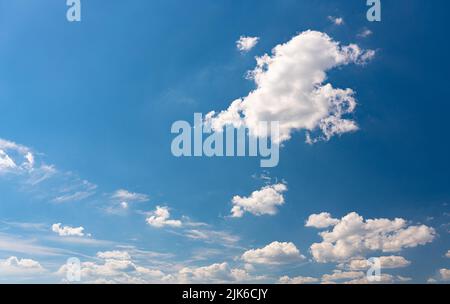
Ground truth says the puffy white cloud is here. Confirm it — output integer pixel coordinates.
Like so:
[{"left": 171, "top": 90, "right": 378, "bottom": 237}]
[
  {"left": 236, "top": 36, "right": 259, "bottom": 52},
  {"left": 0, "top": 138, "right": 96, "bottom": 202},
  {"left": 174, "top": 262, "right": 262, "bottom": 283},
  {"left": 51, "top": 223, "right": 85, "bottom": 237},
  {"left": 206, "top": 30, "right": 374, "bottom": 144},
  {"left": 328, "top": 16, "right": 344, "bottom": 25},
  {"left": 0, "top": 138, "right": 57, "bottom": 186},
  {"left": 440, "top": 268, "right": 450, "bottom": 281},
  {"left": 279, "top": 275, "right": 319, "bottom": 284},
  {"left": 322, "top": 270, "right": 364, "bottom": 282},
  {"left": 346, "top": 256, "right": 411, "bottom": 270},
  {"left": 309, "top": 212, "right": 436, "bottom": 263},
  {"left": 241, "top": 241, "right": 305, "bottom": 265},
  {"left": 146, "top": 206, "right": 182, "bottom": 228},
  {"left": 0, "top": 256, "right": 46, "bottom": 276},
  {"left": 27, "top": 164, "right": 57, "bottom": 186},
  {"left": 231, "top": 183, "right": 287, "bottom": 217},
  {"left": 446, "top": 250, "right": 450, "bottom": 258},
  {"left": 57, "top": 250, "right": 266, "bottom": 284},
  {"left": 305, "top": 212, "right": 339, "bottom": 228},
  {"left": 177, "top": 262, "right": 236, "bottom": 283}
]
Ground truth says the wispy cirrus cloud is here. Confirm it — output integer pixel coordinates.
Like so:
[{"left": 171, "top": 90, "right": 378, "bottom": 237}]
[
  {"left": 328, "top": 16, "right": 344, "bottom": 25},
  {"left": 105, "top": 189, "right": 150, "bottom": 214},
  {"left": 0, "top": 256, "right": 47, "bottom": 278},
  {"left": 241, "top": 241, "right": 305, "bottom": 265},
  {"left": 0, "top": 232, "right": 66, "bottom": 257},
  {"left": 146, "top": 206, "right": 183, "bottom": 228}
]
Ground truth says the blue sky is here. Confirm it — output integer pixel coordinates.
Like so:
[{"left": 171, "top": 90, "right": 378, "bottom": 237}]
[{"left": 0, "top": 0, "right": 449, "bottom": 283}]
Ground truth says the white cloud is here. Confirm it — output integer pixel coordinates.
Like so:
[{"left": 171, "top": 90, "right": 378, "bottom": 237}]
[
  {"left": 27, "top": 164, "right": 57, "bottom": 186},
  {"left": 184, "top": 229, "right": 240, "bottom": 247},
  {"left": 146, "top": 206, "right": 182, "bottom": 228},
  {"left": 52, "top": 180, "right": 97, "bottom": 203},
  {"left": 320, "top": 269, "right": 411, "bottom": 284},
  {"left": 322, "top": 270, "right": 364, "bottom": 282},
  {"left": 358, "top": 28, "right": 373, "bottom": 38},
  {"left": 309, "top": 212, "right": 436, "bottom": 263},
  {"left": 177, "top": 262, "right": 236, "bottom": 283},
  {"left": 205, "top": 30, "right": 374, "bottom": 144},
  {"left": 0, "top": 256, "right": 46, "bottom": 277},
  {"left": 305, "top": 212, "right": 339, "bottom": 228},
  {"left": 241, "top": 241, "right": 305, "bottom": 265},
  {"left": 344, "top": 273, "right": 408, "bottom": 284},
  {"left": 231, "top": 183, "right": 287, "bottom": 217},
  {"left": 0, "top": 232, "right": 65, "bottom": 256},
  {"left": 1, "top": 221, "right": 48, "bottom": 233},
  {"left": 0, "top": 149, "right": 16, "bottom": 171},
  {"left": 0, "top": 139, "right": 34, "bottom": 174},
  {"left": 346, "top": 256, "right": 411, "bottom": 270},
  {"left": 328, "top": 16, "right": 344, "bottom": 25},
  {"left": 0, "top": 138, "right": 96, "bottom": 203},
  {"left": 0, "top": 138, "right": 58, "bottom": 187},
  {"left": 446, "top": 250, "right": 450, "bottom": 258},
  {"left": 106, "top": 189, "right": 149, "bottom": 214},
  {"left": 112, "top": 189, "right": 149, "bottom": 203},
  {"left": 57, "top": 250, "right": 264, "bottom": 284},
  {"left": 440, "top": 268, "right": 450, "bottom": 281},
  {"left": 236, "top": 36, "right": 260, "bottom": 52},
  {"left": 57, "top": 250, "right": 166, "bottom": 283},
  {"left": 51, "top": 223, "right": 85, "bottom": 237},
  {"left": 97, "top": 251, "right": 131, "bottom": 260},
  {"left": 279, "top": 275, "right": 319, "bottom": 284}
]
